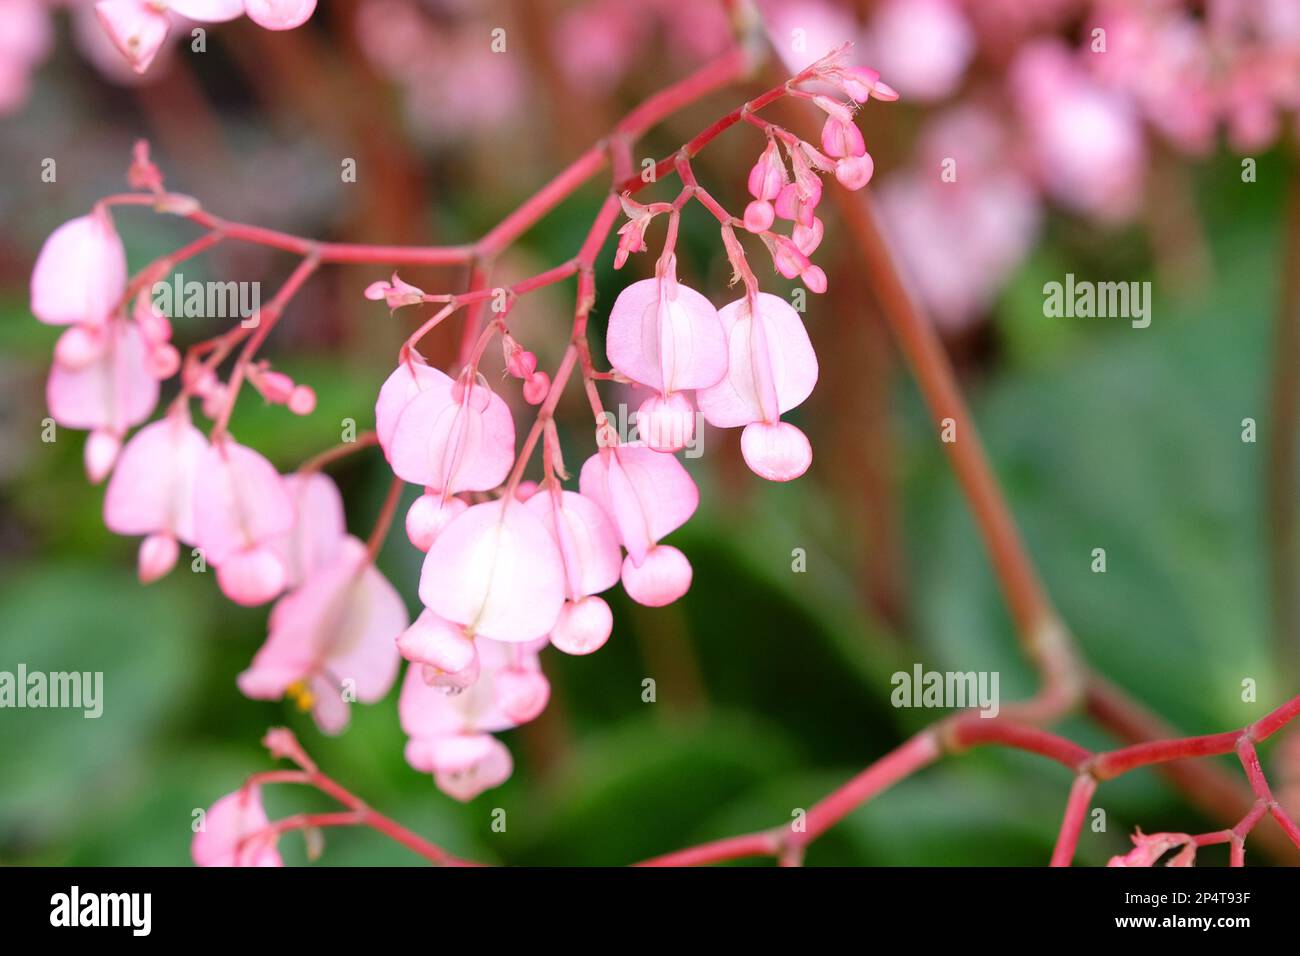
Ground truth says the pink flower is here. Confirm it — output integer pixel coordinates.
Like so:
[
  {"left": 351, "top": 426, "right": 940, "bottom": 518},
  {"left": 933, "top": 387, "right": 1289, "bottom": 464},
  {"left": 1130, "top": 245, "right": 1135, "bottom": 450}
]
[
  {"left": 46, "top": 317, "right": 159, "bottom": 482},
  {"left": 0, "top": 0, "right": 53, "bottom": 116},
  {"left": 419, "top": 498, "right": 567, "bottom": 643},
  {"left": 192, "top": 785, "right": 282, "bottom": 867},
  {"left": 244, "top": 0, "right": 317, "bottom": 31},
  {"left": 747, "top": 140, "right": 787, "bottom": 201},
  {"left": 526, "top": 488, "right": 622, "bottom": 655},
  {"left": 374, "top": 354, "right": 450, "bottom": 458},
  {"left": 878, "top": 106, "right": 1042, "bottom": 331},
  {"left": 103, "top": 409, "right": 207, "bottom": 582},
  {"left": 605, "top": 261, "right": 726, "bottom": 452},
  {"left": 93, "top": 1, "right": 171, "bottom": 75},
  {"left": 238, "top": 536, "right": 406, "bottom": 734},
  {"left": 399, "top": 639, "right": 549, "bottom": 801},
  {"left": 1012, "top": 40, "right": 1146, "bottom": 222},
  {"left": 397, "top": 609, "right": 480, "bottom": 692},
  {"left": 579, "top": 445, "right": 697, "bottom": 606},
  {"left": 1108, "top": 829, "right": 1197, "bottom": 868},
  {"left": 405, "top": 490, "right": 468, "bottom": 552},
  {"left": 364, "top": 272, "right": 425, "bottom": 309},
  {"left": 387, "top": 370, "right": 516, "bottom": 493},
  {"left": 697, "top": 293, "right": 818, "bottom": 482},
  {"left": 193, "top": 438, "right": 294, "bottom": 605},
  {"left": 267, "top": 471, "right": 346, "bottom": 589},
  {"left": 31, "top": 211, "right": 127, "bottom": 327},
  {"left": 863, "top": 0, "right": 973, "bottom": 102}
]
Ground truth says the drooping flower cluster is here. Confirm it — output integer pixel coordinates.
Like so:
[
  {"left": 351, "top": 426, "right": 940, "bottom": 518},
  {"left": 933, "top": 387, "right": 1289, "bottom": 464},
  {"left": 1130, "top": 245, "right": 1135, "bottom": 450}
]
[{"left": 33, "top": 46, "right": 893, "bottom": 818}]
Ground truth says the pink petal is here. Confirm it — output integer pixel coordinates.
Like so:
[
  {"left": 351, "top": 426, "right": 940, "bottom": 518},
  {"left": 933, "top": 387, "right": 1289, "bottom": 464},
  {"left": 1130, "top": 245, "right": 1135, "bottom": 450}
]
[
  {"left": 31, "top": 210, "right": 127, "bottom": 326},
  {"left": 244, "top": 0, "right": 316, "bottom": 30},
  {"left": 620, "top": 544, "right": 692, "bottom": 606},
  {"left": 635, "top": 391, "right": 697, "bottom": 453},
  {"left": 193, "top": 438, "right": 293, "bottom": 566},
  {"left": 433, "top": 735, "right": 513, "bottom": 802},
  {"left": 138, "top": 532, "right": 179, "bottom": 583},
  {"left": 740, "top": 421, "right": 812, "bottom": 482},
  {"left": 399, "top": 637, "right": 545, "bottom": 745},
  {"left": 93, "top": 0, "right": 170, "bottom": 74},
  {"left": 579, "top": 445, "right": 697, "bottom": 564},
  {"left": 388, "top": 376, "right": 515, "bottom": 493},
  {"left": 47, "top": 317, "right": 158, "bottom": 432},
  {"left": 397, "top": 609, "right": 476, "bottom": 673},
  {"left": 525, "top": 488, "right": 621, "bottom": 598},
  {"left": 697, "top": 293, "right": 818, "bottom": 428},
  {"left": 605, "top": 275, "right": 726, "bottom": 392},
  {"left": 103, "top": 412, "right": 207, "bottom": 543},
  {"left": 168, "top": 0, "right": 244, "bottom": 22},
  {"left": 419, "top": 499, "right": 566, "bottom": 643},
  {"left": 267, "top": 471, "right": 345, "bottom": 588},
  {"left": 549, "top": 596, "right": 613, "bottom": 655},
  {"left": 493, "top": 666, "right": 550, "bottom": 724},
  {"left": 374, "top": 357, "right": 452, "bottom": 457},
  {"left": 192, "top": 786, "right": 282, "bottom": 868},
  {"left": 215, "top": 544, "right": 287, "bottom": 606},
  {"left": 238, "top": 536, "right": 404, "bottom": 710},
  {"left": 405, "top": 491, "right": 468, "bottom": 552}
]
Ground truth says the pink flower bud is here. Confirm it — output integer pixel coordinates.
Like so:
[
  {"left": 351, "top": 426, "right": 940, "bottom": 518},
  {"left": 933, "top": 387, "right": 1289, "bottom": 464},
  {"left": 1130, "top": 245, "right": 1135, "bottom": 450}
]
[
  {"left": 84, "top": 428, "right": 121, "bottom": 483},
  {"left": 801, "top": 265, "right": 828, "bottom": 294},
  {"left": 398, "top": 609, "right": 476, "bottom": 673},
  {"left": 506, "top": 347, "right": 537, "bottom": 379},
  {"left": 742, "top": 421, "right": 813, "bottom": 481},
  {"left": 184, "top": 364, "right": 217, "bottom": 397},
  {"left": 405, "top": 492, "right": 467, "bottom": 552},
  {"left": 821, "top": 116, "right": 866, "bottom": 159},
  {"left": 364, "top": 273, "right": 425, "bottom": 309},
  {"left": 256, "top": 370, "right": 295, "bottom": 403},
  {"left": 549, "top": 596, "right": 613, "bottom": 655},
  {"left": 148, "top": 342, "right": 180, "bottom": 380},
  {"left": 768, "top": 235, "right": 810, "bottom": 280},
  {"left": 217, "top": 545, "right": 288, "bottom": 606},
  {"left": 840, "top": 66, "right": 880, "bottom": 103},
  {"left": 287, "top": 384, "right": 316, "bottom": 415},
  {"left": 620, "top": 544, "right": 692, "bottom": 607},
  {"left": 133, "top": 292, "right": 172, "bottom": 343},
  {"left": 523, "top": 371, "right": 550, "bottom": 405},
  {"left": 494, "top": 667, "right": 550, "bottom": 724},
  {"left": 138, "top": 532, "right": 179, "bottom": 583},
  {"left": 54, "top": 325, "right": 105, "bottom": 370},
  {"left": 774, "top": 180, "right": 822, "bottom": 227},
  {"left": 94, "top": 0, "right": 170, "bottom": 75},
  {"left": 747, "top": 140, "right": 787, "bottom": 200},
  {"left": 636, "top": 392, "right": 696, "bottom": 453},
  {"left": 743, "top": 199, "right": 775, "bottom": 234},
  {"left": 245, "top": 0, "right": 317, "bottom": 31},
  {"left": 835, "top": 154, "right": 875, "bottom": 190},
  {"left": 812, "top": 94, "right": 854, "bottom": 124},
  {"left": 201, "top": 383, "right": 227, "bottom": 420},
  {"left": 792, "top": 218, "right": 824, "bottom": 256},
  {"left": 128, "top": 139, "right": 164, "bottom": 193},
  {"left": 613, "top": 218, "right": 650, "bottom": 270}
]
